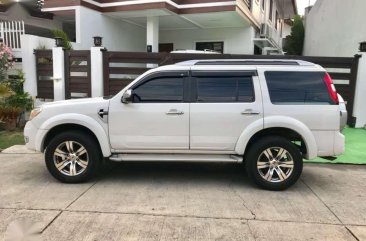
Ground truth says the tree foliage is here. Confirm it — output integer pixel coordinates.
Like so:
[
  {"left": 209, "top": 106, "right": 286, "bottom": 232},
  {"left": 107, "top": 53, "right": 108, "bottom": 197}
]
[{"left": 283, "top": 15, "right": 305, "bottom": 55}]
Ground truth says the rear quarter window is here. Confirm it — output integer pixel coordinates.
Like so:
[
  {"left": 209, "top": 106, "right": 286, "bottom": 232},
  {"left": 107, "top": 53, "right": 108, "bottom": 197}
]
[{"left": 264, "top": 71, "right": 332, "bottom": 104}]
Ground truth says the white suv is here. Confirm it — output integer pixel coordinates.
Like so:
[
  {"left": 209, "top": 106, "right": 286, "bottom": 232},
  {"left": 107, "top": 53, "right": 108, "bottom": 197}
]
[{"left": 24, "top": 59, "right": 347, "bottom": 190}]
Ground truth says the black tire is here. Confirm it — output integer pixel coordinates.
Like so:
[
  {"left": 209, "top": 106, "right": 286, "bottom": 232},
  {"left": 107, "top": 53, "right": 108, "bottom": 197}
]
[
  {"left": 45, "top": 131, "right": 101, "bottom": 183},
  {"left": 245, "top": 136, "right": 303, "bottom": 191}
]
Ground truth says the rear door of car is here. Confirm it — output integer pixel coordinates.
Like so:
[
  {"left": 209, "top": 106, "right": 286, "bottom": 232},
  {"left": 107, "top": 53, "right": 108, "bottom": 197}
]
[{"left": 189, "top": 66, "right": 263, "bottom": 151}]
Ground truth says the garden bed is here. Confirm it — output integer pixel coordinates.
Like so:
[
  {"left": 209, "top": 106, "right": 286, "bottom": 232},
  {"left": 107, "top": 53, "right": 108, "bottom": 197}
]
[{"left": 0, "top": 130, "right": 24, "bottom": 151}]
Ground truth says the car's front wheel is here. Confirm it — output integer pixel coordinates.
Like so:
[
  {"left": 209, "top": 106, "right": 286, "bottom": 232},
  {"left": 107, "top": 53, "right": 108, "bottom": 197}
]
[
  {"left": 245, "top": 136, "right": 303, "bottom": 191},
  {"left": 45, "top": 131, "right": 101, "bottom": 183}
]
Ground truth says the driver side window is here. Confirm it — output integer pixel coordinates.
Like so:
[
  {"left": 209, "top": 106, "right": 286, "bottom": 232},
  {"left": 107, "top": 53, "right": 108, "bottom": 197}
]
[{"left": 132, "top": 77, "right": 184, "bottom": 103}]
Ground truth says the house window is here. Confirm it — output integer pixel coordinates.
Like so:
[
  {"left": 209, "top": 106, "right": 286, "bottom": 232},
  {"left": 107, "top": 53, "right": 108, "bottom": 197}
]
[
  {"left": 275, "top": 11, "right": 279, "bottom": 29},
  {"left": 196, "top": 41, "right": 224, "bottom": 54},
  {"left": 269, "top": 0, "right": 273, "bottom": 21}
]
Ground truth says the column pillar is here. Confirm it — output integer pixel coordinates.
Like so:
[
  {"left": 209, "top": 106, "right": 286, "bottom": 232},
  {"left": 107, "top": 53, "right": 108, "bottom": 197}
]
[
  {"left": 353, "top": 53, "right": 366, "bottom": 128},
  {"left": 147, "top": 16, "right": 159, "bottom": 53},
  {"left": 90, "top": 47, "right": 105, "bottom": 97},
  {"left": 52, "top": 47, "right": 65, "bottom": 101}
]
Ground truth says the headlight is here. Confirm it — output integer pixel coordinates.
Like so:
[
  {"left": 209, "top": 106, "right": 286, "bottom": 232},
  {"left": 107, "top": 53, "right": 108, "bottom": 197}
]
[{"left": 29, "top": 107, "right": 42, "bottom": 120}]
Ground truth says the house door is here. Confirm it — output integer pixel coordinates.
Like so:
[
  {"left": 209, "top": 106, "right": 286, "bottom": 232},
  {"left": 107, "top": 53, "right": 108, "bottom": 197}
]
[{"left": 159, "top": 43, "right": 174, "bottom": 53}]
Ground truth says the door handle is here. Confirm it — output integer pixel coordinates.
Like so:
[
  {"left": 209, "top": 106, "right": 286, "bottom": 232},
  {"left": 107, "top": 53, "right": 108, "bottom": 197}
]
[
  {"left": 166, "top": 109, "right": 184, "bottom": 115},
  {"left": 241, "top": 109, "right": 260, "bottom": 115}
]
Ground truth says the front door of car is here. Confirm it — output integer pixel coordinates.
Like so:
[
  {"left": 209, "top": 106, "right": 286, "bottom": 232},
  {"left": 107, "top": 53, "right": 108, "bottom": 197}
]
[
  {"left": 189, "top": 69, "right": 263, "bottom": 151},
  {"left": 108, "top": 71, "right": 190, "bottom": 151}
]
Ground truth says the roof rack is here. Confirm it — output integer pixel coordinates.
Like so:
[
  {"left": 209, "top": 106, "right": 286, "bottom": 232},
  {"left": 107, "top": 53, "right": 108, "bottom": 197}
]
[{"left": 176, "top": 59, "right": 316, "bottom": 66}]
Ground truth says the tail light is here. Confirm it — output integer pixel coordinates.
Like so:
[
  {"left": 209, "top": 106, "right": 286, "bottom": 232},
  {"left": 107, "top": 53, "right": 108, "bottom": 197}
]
[{"left": 324, "top": 72, "right": 339, "bottom": 104}]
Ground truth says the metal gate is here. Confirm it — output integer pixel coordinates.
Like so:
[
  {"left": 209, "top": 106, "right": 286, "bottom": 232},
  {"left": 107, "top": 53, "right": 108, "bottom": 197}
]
[
  {"left": 102, "top": 52, "right": 360, "bottom": 126},
  {"left": 35, "top": 50, "right": 53, "bottom": 99},
  {"left": 64, "top": 50, "right": 91, "bottom": 99}
]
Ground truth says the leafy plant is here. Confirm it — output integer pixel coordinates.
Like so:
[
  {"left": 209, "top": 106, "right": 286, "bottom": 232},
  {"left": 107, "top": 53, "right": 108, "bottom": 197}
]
[
  {"left": 0, "top": 43, "right": 15, "bottom": 82},
  {"left": 0, "top": 84, "right": 12, "bottom": 97},
  {"left": 36, "top": 43, "right": 52, "bottom": 64},
  {"left": 283, "top": 15, "right": 305, "bottom": 55},
  {"left": 0, "top": 70, "right": 33, "bottom": 130},
  {"left": 36, "top": 43, "right": 47, "bottom": 50},
  {"left": 51, "top": 29, "right": 73, "bottom": 50}
]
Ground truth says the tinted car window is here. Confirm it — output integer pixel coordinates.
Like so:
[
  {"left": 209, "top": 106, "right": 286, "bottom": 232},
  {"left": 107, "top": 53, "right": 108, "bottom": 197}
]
[
  {"left": 265, "top": 71, "right": 332, "bottom": 104},
  {"left": 196, "top": 77, "right": 254, "bottom": 103},
  {"left": 133, "top": 77, "right": 183, "bottom": 103}
]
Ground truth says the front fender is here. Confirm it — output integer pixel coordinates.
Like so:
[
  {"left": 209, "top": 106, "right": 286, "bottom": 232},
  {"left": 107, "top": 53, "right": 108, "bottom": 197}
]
[
  {"left": 235, "top": 116, "right": 317, "bottom": 160},
  {"left": 37, "top": 113, "right": 111, "bottom": 157}
]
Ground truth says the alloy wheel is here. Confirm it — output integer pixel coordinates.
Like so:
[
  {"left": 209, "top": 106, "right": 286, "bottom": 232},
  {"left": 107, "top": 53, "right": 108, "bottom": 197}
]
[
  {"left": 257, "top": 147, "right": 294, "bottom": 183},
  {"left": 53, "top": 141, "right": 89, "bottom": 176}
]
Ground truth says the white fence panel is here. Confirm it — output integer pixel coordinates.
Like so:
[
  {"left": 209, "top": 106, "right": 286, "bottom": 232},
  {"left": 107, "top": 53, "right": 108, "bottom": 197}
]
[{"left": 0, "top": 21, "right": 25, "bottom": 50}]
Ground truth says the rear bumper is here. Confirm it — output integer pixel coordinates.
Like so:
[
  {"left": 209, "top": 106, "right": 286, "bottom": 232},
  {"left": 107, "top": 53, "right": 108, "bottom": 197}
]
[
  {"left": 334, "top": 131, "right": 345, "bottom": 156},
  {"left": 312, "top": 130, "right": 345, "bottom": 157}
]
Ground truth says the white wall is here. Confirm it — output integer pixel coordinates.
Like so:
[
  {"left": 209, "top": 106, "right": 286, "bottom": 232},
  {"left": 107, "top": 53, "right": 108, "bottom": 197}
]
[
  {"left": 353, "top": 53, "right": 366, "bottom": 128},
  {"left": 21, "top": 34, "right": 54, "bottom": 97},
  {"left": 282, "top": 22, "right": 292, "bottom": 38},
  {"left": 160, "top": 27, "right": 255, "bottom": 54},
  {"left": 76, "top": 6, "right": 146, "bottom": 51},
  {"left": 303, "top": 0, "right": 366, "bottom": 57}
]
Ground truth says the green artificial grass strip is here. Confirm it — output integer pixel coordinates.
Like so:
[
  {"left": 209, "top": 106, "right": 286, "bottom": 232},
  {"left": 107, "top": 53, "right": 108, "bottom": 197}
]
[{"left": 306, "top": 127, "right": 366, "bottom": 164}]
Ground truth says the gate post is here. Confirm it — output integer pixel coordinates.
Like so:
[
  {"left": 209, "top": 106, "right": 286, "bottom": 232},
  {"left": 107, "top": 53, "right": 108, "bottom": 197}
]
[
  {"left": 52, "top": 47, "right": 66, "bottom": 101},
  {"left": 90, "top": 47, "right": 105, "bottom": 97},
  {"left": 353, "top": 53, "right": 366, "bottom": 128}
]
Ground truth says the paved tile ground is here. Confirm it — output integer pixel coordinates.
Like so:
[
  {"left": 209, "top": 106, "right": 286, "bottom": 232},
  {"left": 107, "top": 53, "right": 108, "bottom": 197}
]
[{"left": 0, "top": 153, "right": 365, "bottom": 241}]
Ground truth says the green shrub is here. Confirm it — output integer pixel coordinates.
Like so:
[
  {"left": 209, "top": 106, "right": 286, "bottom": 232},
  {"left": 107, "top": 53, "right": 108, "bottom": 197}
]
[
  {"left": 51, "top": 29, "right": 73, "bottom": 50},
  {"left": 283, "top": 15, "right": 305, "bottom": 55}
]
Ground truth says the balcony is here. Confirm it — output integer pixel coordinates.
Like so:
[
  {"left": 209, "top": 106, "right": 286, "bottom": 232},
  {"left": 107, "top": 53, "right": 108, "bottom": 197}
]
[
  {"left": 243, "top": 0, "right": 251, "bottom": 9},
  {"left": 253, "top": 23, "right": 284, "bottom": 54}
]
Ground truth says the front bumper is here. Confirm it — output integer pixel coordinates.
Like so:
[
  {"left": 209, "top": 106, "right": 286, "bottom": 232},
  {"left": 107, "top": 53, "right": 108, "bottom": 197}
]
[{"left": 24, "top": 121, "right": 47, "bottom": 152}]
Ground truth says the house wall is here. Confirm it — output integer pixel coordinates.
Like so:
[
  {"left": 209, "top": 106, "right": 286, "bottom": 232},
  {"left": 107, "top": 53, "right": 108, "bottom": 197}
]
[
  {"left": 282, "top": 23, "right": 291, "bottom": 38},
  {"left": 303, "top": 0, "right": 366, "bottom": 57},
  {"left": 76, "top": 6, "right": 146, "bottom": 51},
  {"left": 159, "top": 27, "right": 255, "bottom": 54}
]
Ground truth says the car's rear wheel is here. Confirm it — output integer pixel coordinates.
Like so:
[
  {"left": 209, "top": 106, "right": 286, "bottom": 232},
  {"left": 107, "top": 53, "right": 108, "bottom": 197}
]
[
  {"left": 45, "top": 131, "right": 101, "bottom": 183},
  {"left": 245, "top": 136, "right": 303, "bottom": 191}
]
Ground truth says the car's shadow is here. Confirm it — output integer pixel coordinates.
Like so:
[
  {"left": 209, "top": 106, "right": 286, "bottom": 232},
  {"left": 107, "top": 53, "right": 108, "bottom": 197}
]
[{"left": 97, "top": 161, "right": 252, "bottom": 187}]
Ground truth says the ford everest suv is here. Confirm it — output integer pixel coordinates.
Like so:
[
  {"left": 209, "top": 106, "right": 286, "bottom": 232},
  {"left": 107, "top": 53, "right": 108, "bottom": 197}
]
[{"left": 24, "top": 59, "right": 347, "bottom": 191}]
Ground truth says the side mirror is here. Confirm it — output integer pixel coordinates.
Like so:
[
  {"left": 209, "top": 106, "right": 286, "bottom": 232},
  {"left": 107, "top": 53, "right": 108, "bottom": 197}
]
[{"left": 122, "top": 89, "right": 132, "bottom": 104}]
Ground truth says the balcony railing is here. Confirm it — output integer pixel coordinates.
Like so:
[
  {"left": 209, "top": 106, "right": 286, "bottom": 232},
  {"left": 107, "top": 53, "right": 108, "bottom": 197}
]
[{"left": 243, "top": 0, "right": 251, "bottom": 9}]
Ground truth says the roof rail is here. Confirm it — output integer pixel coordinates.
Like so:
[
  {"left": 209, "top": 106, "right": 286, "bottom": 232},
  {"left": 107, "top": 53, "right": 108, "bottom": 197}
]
[{"left": 176, "top": 59, "right": 316, "bottom": 66}]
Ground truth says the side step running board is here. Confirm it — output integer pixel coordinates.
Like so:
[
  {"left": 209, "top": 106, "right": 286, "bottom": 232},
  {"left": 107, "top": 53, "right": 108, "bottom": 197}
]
[{"left": 109, "top": 154, "right": 243, "bottom": 163}]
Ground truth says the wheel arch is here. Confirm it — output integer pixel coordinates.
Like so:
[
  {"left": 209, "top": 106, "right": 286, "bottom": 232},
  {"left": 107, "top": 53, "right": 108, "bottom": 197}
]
[
  {"left": 37, "top": 114, "right": 111, "bottom": 157},
  {"left": 235, "top": 116, "right": 317, "bottom": 160}
]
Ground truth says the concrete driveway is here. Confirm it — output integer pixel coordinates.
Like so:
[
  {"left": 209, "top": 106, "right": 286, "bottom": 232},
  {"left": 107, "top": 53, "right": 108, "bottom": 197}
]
[{"left": 0, "top": 153, "right": 366, "bottom": 241}]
